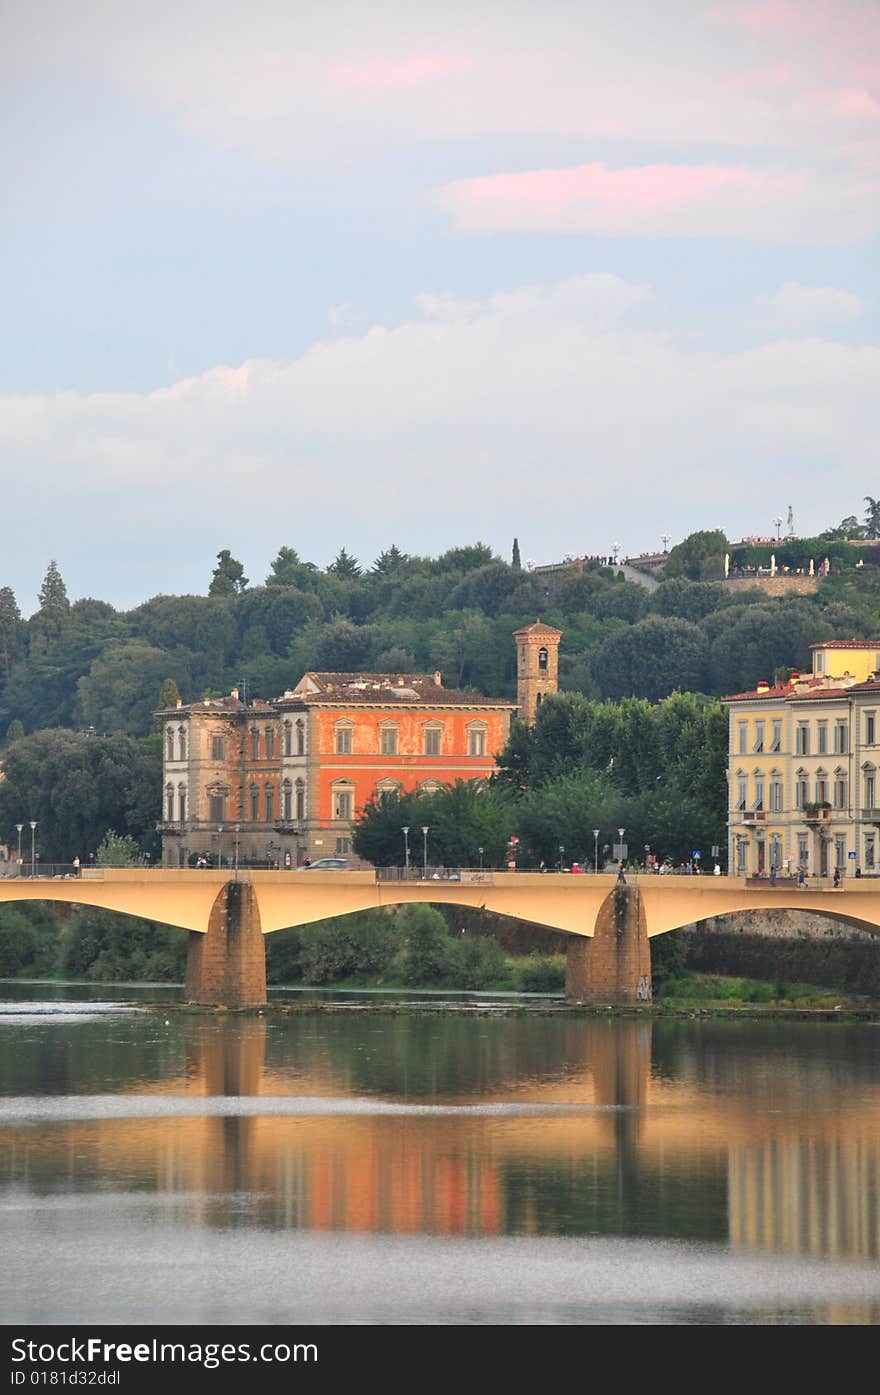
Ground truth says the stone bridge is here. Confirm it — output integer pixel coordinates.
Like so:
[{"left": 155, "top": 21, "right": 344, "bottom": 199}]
[{"left": 2, "top": 869, "right": 878, "bottom": 1007}]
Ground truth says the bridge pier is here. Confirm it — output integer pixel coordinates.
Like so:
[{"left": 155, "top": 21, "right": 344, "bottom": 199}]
[
  {"left": 566, "top": 886, "right": 652, "bottom": 1005},
  {"left": 185, "top": 881, "right": 267, "bottom": 1008}
]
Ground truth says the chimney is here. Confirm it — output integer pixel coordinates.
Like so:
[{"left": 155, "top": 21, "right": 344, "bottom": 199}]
[
  {"left": 434, "top": 671, "right": 443, "bottom": 687},
  {"left": 789, "top": 670, "right": 800, "bottom": 682},
  {"left": 230, "top": 687, "right": 239, "bottom": 701},
  {"left": 176, "top": 698, "right": 182, "bottom": 707},
  {"left": 756, "top": 680, "right": 770, "bottom": 693}
]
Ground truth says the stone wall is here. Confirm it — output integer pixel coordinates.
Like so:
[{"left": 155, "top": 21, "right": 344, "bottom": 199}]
[{"left": 719, "top": 575, "right": 818, "bottom": 597}]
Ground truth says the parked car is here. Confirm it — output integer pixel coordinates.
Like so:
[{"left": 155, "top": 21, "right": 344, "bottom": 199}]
[{"left": 298, "top": 857, "right": 354, "bottom": 871}]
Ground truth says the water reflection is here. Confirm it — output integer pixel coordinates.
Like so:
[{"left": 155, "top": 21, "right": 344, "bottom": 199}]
[{"left": 2, "top": 1005, "right": 880, "bottom": 1273}]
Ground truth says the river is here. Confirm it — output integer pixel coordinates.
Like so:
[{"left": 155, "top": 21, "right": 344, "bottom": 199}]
[{"left": 2, "top": 981, "right": 879, "bottom": 1325}]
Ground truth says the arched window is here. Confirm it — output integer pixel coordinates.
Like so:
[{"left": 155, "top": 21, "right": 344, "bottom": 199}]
[
  {"left": 538, "top": 646, "right": 548, "bottom": 671},
  {"left": 165, "top": 783, "right": 174, "bottom": 821},
  {"left": 177, "top": 784, "right": 187, "bottom": 823},
  {"left": 863, "top": 763, "right": 877, "bottom": 811},
  {"left": 295, "top": 778, "right": 305, "bottom": 822},
  {"left": 265, "top": 727, "right": 275, "bottom": 760},
  {"left": 282, "top": 779, "right": 292, "bottom": 820},
  {"left": 251, "top": 727, "right": 260, "bottom": 761},
  {"left": 283, "top": 722, "right": 292, "bottom": 757},
  {"left": 250, "top": 784, "right": 259, "bottom": 821},
  {"left": 177, "top": 727, "right": 186, "bottom": 762},
  {"left": 166, "top": 728, "right": 174, "bottom": 762},
  {"left": 296, "top": 719, "right": 305, "bottom": 756},
  {"left": 265, "top": 784, "right": 274, "bottom": 822}
]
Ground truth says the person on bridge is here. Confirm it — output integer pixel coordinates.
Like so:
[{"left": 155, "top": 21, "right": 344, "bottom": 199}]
[
  {"left": 617, "top": 861, "right": 626, "bottom": 885},
  {"left": 833, "top": 867, "right": 841, "bottom": 889}
]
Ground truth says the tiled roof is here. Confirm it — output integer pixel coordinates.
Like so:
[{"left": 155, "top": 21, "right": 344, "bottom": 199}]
[
  {"left": 723, "top": 678, "right": 846, "bottom": 703},
  {"left": 280, "top": 672, "right": 512, "bottom": 707},
  {"left": 155, "top": 696, "right": 275, "bottom": 716},
  {"left": 810, "top": 639, "right": 880, "bottom": 650},
  {"left": 513, "top": 619, "right": 563, "bottom": 638}
]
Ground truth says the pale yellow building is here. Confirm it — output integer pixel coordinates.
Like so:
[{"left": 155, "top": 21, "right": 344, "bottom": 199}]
[{"left": 724, "top": 641, "right": 880, "bottom": 878}]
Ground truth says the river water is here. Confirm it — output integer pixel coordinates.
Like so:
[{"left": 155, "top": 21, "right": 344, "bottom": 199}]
[{"left": 2, "top": 981, "right": 879, "bottom": 1325}]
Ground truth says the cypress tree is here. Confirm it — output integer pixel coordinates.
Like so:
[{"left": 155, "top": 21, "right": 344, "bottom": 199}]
[{"left": 512, "top": 538, "right": 522, "bottom": 570}]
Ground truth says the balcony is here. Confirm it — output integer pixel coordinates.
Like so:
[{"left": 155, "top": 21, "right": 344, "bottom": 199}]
[{"left": 802, "top": 804, "right": 832, "bottom": 823}]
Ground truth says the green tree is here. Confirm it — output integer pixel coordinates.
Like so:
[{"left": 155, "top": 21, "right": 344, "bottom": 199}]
[
  {"left": 596, "top": 618, "right": 708, "bottom": 701},
  {"left": 663, "top": 530, "right": 727, "bottom": 581},
  {"left": 78, "top": 642, "right": 186, "bottom": 736},
  {"left": 327, "top": 548, "right": 361, "bottom": 579},
  {"left": 865, "top": 496, "right": 880, "bottom": 540},
  {"left": 399, "top": 905, "right": 459, "bottom": 985},
  {"left": 265, "top": 546, "right": 319, "bottom": 590},
  {"left": 0, "top": 587, "right": 24, "bottom": 684},
  {"left": 5, "top": 718, "right": 24, "bottom": 744},
  {"left": 372, "top": 546, "right": 409, "bottom": 577},
  {"left": 95, "top": 830, "right": 148, "bottom": 866},
  {"left": 512, "top": 538, "right": 522, "bottom": 570},
  {"left": 209, "top": 549, "right": 249, "bottom": 596},
  {"left": 30, "top": 560, "right": 72, "bottom": 648},
  {"left": 157, "top": 677, "right": 182, "bottom": 711}
]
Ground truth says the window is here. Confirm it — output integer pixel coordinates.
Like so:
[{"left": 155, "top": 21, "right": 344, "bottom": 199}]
[
  {"left": 834, "top": 777, "right": 847, "bottom": 809},
  {"left": 770, "top": 719, "right": 781, "bottom": 752},
  {"left": 211, "top": 735, "right": 224, "bottom": 761},
  {"left": 865, "top": 771, "right": 876, "bottom": 810},
  {"left": 423, "top": 725, "right": 442, "bottom": 756},
  {"left": 817, "top": 722, "right": 827, "bottom": 755},
  {"left": 209, "top": 793, "right": 225, "bottom": 822},
  {"left": 796, "top": 778, "right": 809, "bottom": 809},
  {"left": 282, "top": 781, "right": 291, "bottom": 821},
  {"left": 376, "top": 779, "right": 401, "bottom": 802},
  {"left": 265, "top": 728, "right": 275, "bottom": 760},
  {"left": 769, "top": 780, "right": 783, "bottom": 813},
  {"left": 769, "top": 834, "right": 781, "bottom": 869},
  {"left": 834, "top": 722, "right": 848, "bottom": 755},
  {"left": 753, "top": 721, "right": 764, "bottom": 753},
  {"left": 166, "top": 784, "right": 174, "bottom": 821},
  {"left": 251, "top": 728, "right": 260, "bottom": 761},
  {"left": 334, "top": 787, "right": 353, "bottom": 820},
  {"left": 296, "top": 720, "right": 305, "bottom": 756},
  {"left": 335, "top": 725, "right": 352, "bottom": 755},
  {"left": 815, "top": 777, "right": 827, "bottom": 805},
  {"left": 166, "top": 729, "right": 175, "bottom": 762},
  {"left": 538, "top": 647, "right": 548, "bottom": 671},
  {"left": 816, "top": 651, "right": 825, "bottom": 673},
  {"left": 178, "top": 787, "right": 186, "bottom": 823},
  {"left": 797, "top": 834, "right": 808, "bottom": 866},
  {"left": 866, "top": 835, "right": 876, "bottom": 870},
  {"left": 735, "top": 779, "right": 747, "bottom": 811},
  {"left": 835, "top": 835, "right": 846, "bottom": 870},
  {"left": 736, "top": 839, "right": 748, "bottom": 874},
  {"left": 752, "top": 777, "right": 764, "bottom": 812},
  {"left": 380, "top": 725, "right": 398, "bottom": 756},
  {"left": 178, "top": 728, "right": 186, "bottom": 762},
  {"left": 796, "top": 725, "right": 809, "bottom": 756},
  {"left": 295, "top": 779, "right": 305, "bottom": 822},
  {"left": 250, "top": 786, "right": 259, "bottom": 821},
  {"left": 468, "top": 727, "right": 487, "bottom": 757},
  {"left": 265, "top": 785, "right": 274, "bottom": 822},
  {"left": 867, "top": 713, "right": 876, "bottom": 746},
  {"left": 335, "top": 837, "right": 351, "bottom": 855},
  {"left": 283, "top": 722, "right": 292, "bottom": 758},
  {"left": 738, "top": 722, "right": 747, "bottom": 755}
]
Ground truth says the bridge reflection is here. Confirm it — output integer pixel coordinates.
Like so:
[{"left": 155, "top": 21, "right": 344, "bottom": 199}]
[{"left": 2, "top": 1016, "right": 879, "bottom": 1260}]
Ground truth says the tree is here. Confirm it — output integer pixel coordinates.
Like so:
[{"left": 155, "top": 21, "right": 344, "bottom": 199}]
[
  {"left": 5, "top": 719, "right": 24, "bottom": 744},
  {"left": 95, "top": 830, "right": 148, "bottom": 866},
  {"left": 596, "top": 618, "right": 708, "bottom": 701},
  {"left": 663, "top": 530, "right": 727, "bottom": 582},
  {"left": 512, "top": 538, "right": 522, "bottom": 570},
  {"left": 0, "top": 587, "right": 23, "bottom": 683},
  {"left": 865, "top": 497, "right": 880, "bottom": 540},
  {"left": 30, "top": 561, "right": 72, "bottom": 647},
  {"left": 209, "top": 550, "right": 248, "bottom": 596},
  {"left": 157, "top": 678, "right": 182, "bottom": 711},
  {"left": 822, "top": 515, "right": 866, "bottom": 541},
  {"left": 265, "top": 546, "right": 319, "bottom": 590},
  {"left": 78, "top": 642, "right": 186, "bottom": 736},
  {"left": 327, "top": 548, "right": 361, "bottom": 580},
  {"left": 372, "top": 546, "right": 409, "bottom": 578}
]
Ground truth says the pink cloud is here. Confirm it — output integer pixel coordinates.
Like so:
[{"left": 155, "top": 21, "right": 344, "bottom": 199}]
[
  {"left": 432, "top": 161, "right": 879, "bottom": 243},
  {"left": 329, "top": 55, "right": 472, "bottom": 90}
]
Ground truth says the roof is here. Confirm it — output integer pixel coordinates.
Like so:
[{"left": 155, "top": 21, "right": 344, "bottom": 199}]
[
  {"left": 810, "top": 639, "right": 880, "bottom": 650},
  {"left": 278, "top": 672, "right": 513, "bottom": 708},
  {"left": 155, "top": 695, "right": 275, "bottom": 717},
  {"left": 512, "top": 619, "right": 563, "bottom": 639},
  {"left": 723, "top": 677, "right": 855, "bottom": 704}
]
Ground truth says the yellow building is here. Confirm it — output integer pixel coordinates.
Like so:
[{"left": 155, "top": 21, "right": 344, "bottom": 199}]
[{"left": 724, "top": 641, "right": 880, "bottom": 878}]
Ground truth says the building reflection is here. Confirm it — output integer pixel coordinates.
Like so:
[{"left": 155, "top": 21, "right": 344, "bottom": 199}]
[{"left": 2, "top": 1014, "right": 879, "bottom": 1260}]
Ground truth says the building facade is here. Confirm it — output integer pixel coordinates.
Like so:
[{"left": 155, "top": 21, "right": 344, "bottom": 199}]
[{"left": 724, "top": 641, "right": 880, "bottom": 878}]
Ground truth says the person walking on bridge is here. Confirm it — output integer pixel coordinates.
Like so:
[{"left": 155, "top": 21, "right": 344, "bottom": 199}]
[{"left": 617, "top": 860, "right": 626, "bottom": 885}]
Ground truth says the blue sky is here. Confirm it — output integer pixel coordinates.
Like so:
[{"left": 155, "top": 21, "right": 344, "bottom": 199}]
[{"left": 2, "top": 1, "right": 878, "bottom": 611}]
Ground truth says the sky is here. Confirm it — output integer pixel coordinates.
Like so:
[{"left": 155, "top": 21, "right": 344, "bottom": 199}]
[{"left": 1, "top": 0, "right": 878, "bottom": 612}]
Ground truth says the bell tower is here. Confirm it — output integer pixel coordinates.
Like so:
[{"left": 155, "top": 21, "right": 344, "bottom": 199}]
[{"left": 513, "top": 620, "right": 562, "bottom": 724}]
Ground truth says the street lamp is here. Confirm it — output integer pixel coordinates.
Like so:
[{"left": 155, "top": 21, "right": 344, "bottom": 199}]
[
  {"left": 478, "top": 846, "right": 484, "bottom": 872},
  {"left": 558, "top": 843, "right": 565, "bottom": 872},
  {"left": 593, "top": 828, "right": 600, "bottom": 875},
  {"left": 234, "top": 824, "right": 241, "bottom": 873},
  {"left": 217, "top": 825, "right": 223, "bottom": 870},
  {"left": 15, "top": 824, "right": 22, "bottom": 875},
  {"left": 421, "top": 826, "right": 429, "bottom": 878},
  {"left": 29, "top": 821, "right": 37, "bottom": 878},
  {"left": 402, "top": 826, "right": 410, "bottom": 874},
  {"left": 618, "top": 827, "right": 625, "bottom": 867}
]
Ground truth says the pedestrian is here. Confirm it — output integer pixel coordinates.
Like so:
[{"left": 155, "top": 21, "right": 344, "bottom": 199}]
[
  {"left": 769, "top": 864, "right": 776, "bottom": 887},
  {"left": 833, "top": 866, "right": 841, "bottom": 889},
  {"left": 713, "top": 862, "right": 721, "bottom": 876},
  {"left": 72, "top": 855, "right": 80, "bottom": 877},
  {"left": 797, "top": 864, "right": 806, "bottom": 888},
  {"left": 617, "top": 860, "right": 626, "bottom": 885}
]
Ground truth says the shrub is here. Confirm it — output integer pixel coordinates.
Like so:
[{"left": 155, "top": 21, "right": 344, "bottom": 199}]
[{"left": 517, "top": 955, "right": 566, "bottom": 993}]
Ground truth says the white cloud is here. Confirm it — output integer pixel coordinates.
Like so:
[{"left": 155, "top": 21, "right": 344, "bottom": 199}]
[
  {"left": 756, "top": 281, "right": 866, "bottom": 329},
  {"left": 0, "top": 273, "right": 876, "bottom": 604}
]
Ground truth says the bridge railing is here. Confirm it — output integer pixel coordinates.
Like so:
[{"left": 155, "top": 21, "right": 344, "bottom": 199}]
[{"left": 0, "top": 863, "right": 83, "bottom": 880}]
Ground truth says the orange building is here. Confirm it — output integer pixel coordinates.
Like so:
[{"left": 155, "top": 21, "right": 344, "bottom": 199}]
[{"left": 158, "top": 625, "right": 561, "bottom": 867}]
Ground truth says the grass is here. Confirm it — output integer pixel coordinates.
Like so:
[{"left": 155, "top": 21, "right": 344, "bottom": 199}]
[{"left": 657, "top": 971, "right": 852, "bottom": 1009}]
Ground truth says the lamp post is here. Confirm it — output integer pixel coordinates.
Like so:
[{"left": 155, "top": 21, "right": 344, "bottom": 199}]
[
  {"left": 402, "top": 826, "right": 410, "bottom": 875},
  {"left": 558, "top": 843, "right": 565, "bottom": 873},
  {"left": 478, "top": 846, "right": 484, "bottom": 872},
  {"left": 15, "top": 824, "right": 22, "bottom": 875},
  {"left": 593, "top": 828, "right": 600, "bottom": 875},
  {"left": 217, "top": 825, "right": 223, "bottom": 870},
  {"left": 234, "top": 824, "right": 240, "bottom": 873},
  {"left": 29, "top": 821, "right": 37, "bottom": 879},
  {"left": 618, "top": 827, "right": 625, "bottom": 869},
  {"left": 421, "top": 826, "right": 429, "bottom": 878}
]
